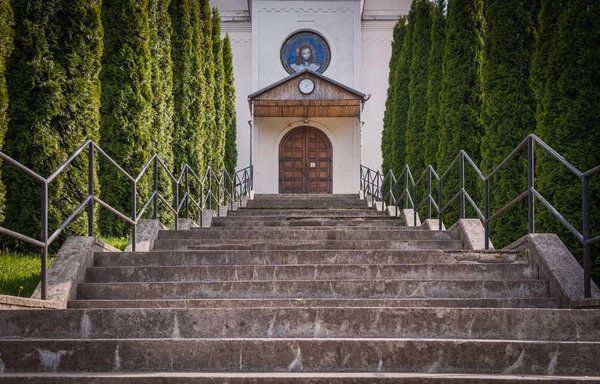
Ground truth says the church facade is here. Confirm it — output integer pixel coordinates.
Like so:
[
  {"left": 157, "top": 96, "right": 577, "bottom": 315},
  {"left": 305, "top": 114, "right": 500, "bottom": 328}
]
[{"left": 211, "top": 0, "right": 410, "bottom": 193}]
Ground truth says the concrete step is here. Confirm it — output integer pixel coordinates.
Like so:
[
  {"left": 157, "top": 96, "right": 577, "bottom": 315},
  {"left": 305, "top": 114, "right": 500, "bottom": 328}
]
[
  {"left": 2, "top": 372, "right": 599, "bottom": 383},
  {"left": 228, "top": 209, "right": 386, "bottom": 217},
  {"left": 68, "top": 297, "right": 561, "bottom": 309},
  {"left": 211, "top": 217, "right": 406, "bottom": 227},
  {"left": 0, "top": 338, "right": 598, "bottom": 375},
  {"left": 93, "top": 250, "right": 523, "bottom": 267},
  {"left": 152, "top": 239, "right": 464, "bottom": 251},
  {"left": 76, "top": 279, "right": 550, "bottom": 300},
  {"left": 245, "top": 201, "right": 369, "bottom": 209},
  {"left": 195, "top": 224, "right": 412, "bottom": 231},
  {"left": 85, "top": 263, "right": 538, "bottom": 283},
  {"left": 253, "top": 194, "right": 359, "bottom": 200},
  {"left": 158, "top": 228, "right": 458, "bottom": 241},
  {"left": 2, "top": 308, "right": 597, "bottom": 341}
]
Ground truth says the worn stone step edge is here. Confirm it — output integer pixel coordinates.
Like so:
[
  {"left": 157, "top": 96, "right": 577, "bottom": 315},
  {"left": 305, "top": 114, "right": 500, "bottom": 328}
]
[
  {"left": 85, "top": 264, "right": 537, "bottom": 283},
  {"left": 2, "top": 307, "right": 597, "bottom": 341},
  {"left": 76, "top": 279, "right": 550, "bottom": 300},
  {"left": 0, "top": 338, "right": 599, "bottom": 375},
  {"left": 67, "top": 297, "right": 561, "bottom": 309},
  {"left": 1, "top": 372, "right": 599, "bottom": 383},
  {"left": 152, "top": 240, "right": 464, "bottom": 251}
]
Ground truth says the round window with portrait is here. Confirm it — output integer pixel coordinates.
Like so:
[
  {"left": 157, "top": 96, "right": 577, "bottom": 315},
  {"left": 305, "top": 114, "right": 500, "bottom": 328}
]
[{"left": 280, "top": 31, "right": 331, "bottom": 75}]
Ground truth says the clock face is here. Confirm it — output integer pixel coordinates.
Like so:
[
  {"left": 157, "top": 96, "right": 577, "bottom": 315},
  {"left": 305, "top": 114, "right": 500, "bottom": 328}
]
[{"left": 299, "top": 78, "right": 315, "bottom": 94}]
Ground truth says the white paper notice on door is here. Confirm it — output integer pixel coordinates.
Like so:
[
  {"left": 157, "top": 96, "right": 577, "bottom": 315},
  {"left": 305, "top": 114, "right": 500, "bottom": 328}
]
[{"left": 310, "top": 162, "right": 316, "bottom": 168}]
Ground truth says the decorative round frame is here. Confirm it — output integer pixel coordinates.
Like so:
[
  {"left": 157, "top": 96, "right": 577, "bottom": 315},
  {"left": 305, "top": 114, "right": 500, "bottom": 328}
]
[{"left": 280, "top": 31, "right": 331, "bottom": 75}]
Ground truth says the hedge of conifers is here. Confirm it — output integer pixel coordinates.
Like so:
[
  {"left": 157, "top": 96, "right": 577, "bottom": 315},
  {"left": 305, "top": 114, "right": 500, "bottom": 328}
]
[
  {"left": 0, "top": 0, "right": 237, "bottom": 241},
  {"left": 382, "top": 0, "right": 600, "bottom": 280}
]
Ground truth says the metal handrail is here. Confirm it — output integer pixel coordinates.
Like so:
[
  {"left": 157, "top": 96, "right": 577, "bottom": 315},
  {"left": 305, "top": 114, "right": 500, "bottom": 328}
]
[
  {"left": 361, "top": 134, "right": 599, "bottom": 298},
  {"left": 0, "top": 140, "right": 253, "bottom": 300}
]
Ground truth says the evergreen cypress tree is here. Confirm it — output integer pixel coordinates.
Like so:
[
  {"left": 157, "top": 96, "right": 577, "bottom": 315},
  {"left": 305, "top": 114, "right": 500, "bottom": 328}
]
[
  {"left": 211, "top": 7, "right": 226, "bottom": 173},
  {"left": 55, "top": 0, "right": 104, "bottom": 235},
  {"left": 170, "top": 0, "right": 205, "bottom": 175},
  {"left": 389, "top": 7, "right": 416, "bottom": 176},
  {"left": 405, "top": 0, "right": 434, "bottom": 172},
  {"left": 381, "top": 17, "right": 407, "bottom": 175},
  {"left": 480, "top": 0, "right": 536, "bottom": 247},
  {"left": 4, "top": 0, "right": 103, "bottom": 243},
  {"left": 99, "top": 0, "right": 153, "bottom": 236},
  {"left": 149, "top": 0, "right": 174, "bottom": 224},
  {"left": 530, "top": 0, "right": 564, "bottom": 126},
  {"left": 0, "top": 0, "right": 13, "bottom": 224},
  {"left": 535, "top": 0, "right": 600, "bottom": 280},
  {"left": 222, "top": 34, "right": 238, "bottom": 177},
  {"left": 436, "top": 0, "right": 485, "bottom": 225},
  {"left": 423, "top": 0, "right": 446, "bottom": 168},
  {"left": 200, "top": 0, "right": 216, "bottom": 172}
]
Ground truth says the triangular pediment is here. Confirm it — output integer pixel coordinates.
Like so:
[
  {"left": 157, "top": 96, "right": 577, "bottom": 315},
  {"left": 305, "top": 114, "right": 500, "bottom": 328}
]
[{"left": 248, "top": 70, "right": 367, "bottom": 118}]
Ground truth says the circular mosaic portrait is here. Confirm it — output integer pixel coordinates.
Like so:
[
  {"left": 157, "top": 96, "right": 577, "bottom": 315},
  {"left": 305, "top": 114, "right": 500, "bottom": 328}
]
[{"left": 280, "top": 31, "right": 331, "bottom": 75}]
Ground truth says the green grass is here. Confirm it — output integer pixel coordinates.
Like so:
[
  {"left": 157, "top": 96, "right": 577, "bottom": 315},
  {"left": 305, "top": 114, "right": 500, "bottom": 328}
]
[
  {"left": 0, "top": 236, "right": 127, "bottom": 298},
  {"left": 98, "top": 236, "right": 129, "bottom": 251},
  {"left": 0, "top": 251, "right": 55, "bottom": 297}
]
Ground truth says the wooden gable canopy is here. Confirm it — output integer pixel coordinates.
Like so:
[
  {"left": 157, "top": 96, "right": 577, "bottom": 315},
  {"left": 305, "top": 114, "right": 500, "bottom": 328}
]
[{"left": 248, "top": 70, "right": 369, "bottom": 118}]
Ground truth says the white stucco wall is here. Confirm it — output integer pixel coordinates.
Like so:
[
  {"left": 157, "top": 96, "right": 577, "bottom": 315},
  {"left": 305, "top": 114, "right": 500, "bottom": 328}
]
[
  {"left": 360, "top": 20, "right": 396, "bottom": 170},
  {"left": 252, "top": 0, "right": 362, "bottom": 89},
  {"left": 254, "top": 117, "right": 361, "bottom": 193},
  {"left": 212, "top": 0, "right": 410, "bottom": 191}
]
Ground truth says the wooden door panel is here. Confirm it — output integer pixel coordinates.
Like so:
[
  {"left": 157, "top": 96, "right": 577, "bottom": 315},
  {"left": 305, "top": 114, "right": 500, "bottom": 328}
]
[{"left": 279, "top": 126, "right": 332, "bottom": 193}]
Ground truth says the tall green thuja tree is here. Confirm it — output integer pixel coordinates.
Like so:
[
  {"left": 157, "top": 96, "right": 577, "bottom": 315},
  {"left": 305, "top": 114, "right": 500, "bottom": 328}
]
[
  {"left": 211, "top": 7, "right": 226, "bottom": 173},
  {"left": 381, "top": 17, "right": 407, "bottom": 175},
  {"left": 53, "top": 0, "right": 103, "bottom": 235},
  {"left": 480, "top": 0, "right": 536, "bottom": 247},
  {"left": 437, "top": 0, "right": 484, "bottom": 225},
  {"left": 423, "top": 0, "right": 446, "bottom": 167},
  {"left": 170, "top": 0, "right": 205, "bottom": 175},
  {"left": 405, "top": 0, "right": 434, "bottom": 172},
  {"left": 0, "top": 0, "right": 13, "bottom": 224},
  {"left": 535, "top": 0, "right": 600, "bottom": 281},
  {"left": 531, "top": 0, "right": 564, "bottom": 128},
  {"left": 4, "top": 0, "right": 64, "bottom": 242},
  {"left": 200, "top": 0, "right": 216, "bottom": 172},
  {"left": 389, "top": 7, "right": 415, "bottom": 176},
  {"left": 223, "top": 34, "right": 237, "bottom": 177},
  {"left": 99, "top": 0, "right": 153, "bottom": 236},
  {"left": 149, "top": 0, "right": 174, "bottom": 224}
]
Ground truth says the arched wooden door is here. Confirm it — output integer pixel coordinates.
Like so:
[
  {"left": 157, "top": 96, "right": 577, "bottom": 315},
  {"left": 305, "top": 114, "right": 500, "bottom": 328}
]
[{"left": 279, "top": 127, "right": 332, "bottom": 193}]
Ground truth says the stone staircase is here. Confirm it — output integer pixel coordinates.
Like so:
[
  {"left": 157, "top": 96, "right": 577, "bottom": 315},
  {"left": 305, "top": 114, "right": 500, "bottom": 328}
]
[{"left": 1, "top": 193, "right": 599, "bottom": 382}]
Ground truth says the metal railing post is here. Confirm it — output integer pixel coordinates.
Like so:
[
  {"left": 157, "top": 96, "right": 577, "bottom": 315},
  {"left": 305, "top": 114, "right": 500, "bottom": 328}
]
[
  {"left": 175, "top": 177, "right": 179, "bottom": 230},
  {"left": 87, "top": 142, "right": 94, "bottom": 236},
  {"left": 438, "top": 178, "right": 443, "bottom": 231},
  {"left": 484, "top": 179, "right": 490, "bottom": 250},
  {"left": 394, "top": 174, "right": 399, "bottom": 217},
  {"left": 376, "top": 171, "right": 380, "bottom": 209},
  {"left": 185, "top": 166, "right": 189, "bottom": 219},
  {"left": 131, "top": 182, "right": 137, "bottom": 252},
  {"left": 527, "top": 136, "right": 535, "bottom": 233},
  {"left": 427, "top": 167, "right": 432, "bottom": 219},
  {"left": 153, "top": 156, "right": 158, "bottom": 220},
  {"left": 208, "top": 170, "right": 212, "bottom": 211},
  {"left": 460, "top": 152, "right": 465, "bottom": 219},
  {"left": 41, "top": 182, "right": 48, "bottom": 300},
  {"left": 413, "top": 179, "right": 417, "bottom": 226},
  {"left": 404, "top": 167, "right": 409, "bottom": 209},
  {"left": 217, "top": 172, "right": 221, "bottom": 217},
  {"left": 582, "top": 175, "right": 591, "bottom": 298}
]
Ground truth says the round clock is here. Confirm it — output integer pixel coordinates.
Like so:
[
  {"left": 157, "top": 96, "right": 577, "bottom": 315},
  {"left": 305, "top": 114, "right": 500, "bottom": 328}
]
[{"left": 299, "top": 78, "right": 315, "bottom": 95}]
